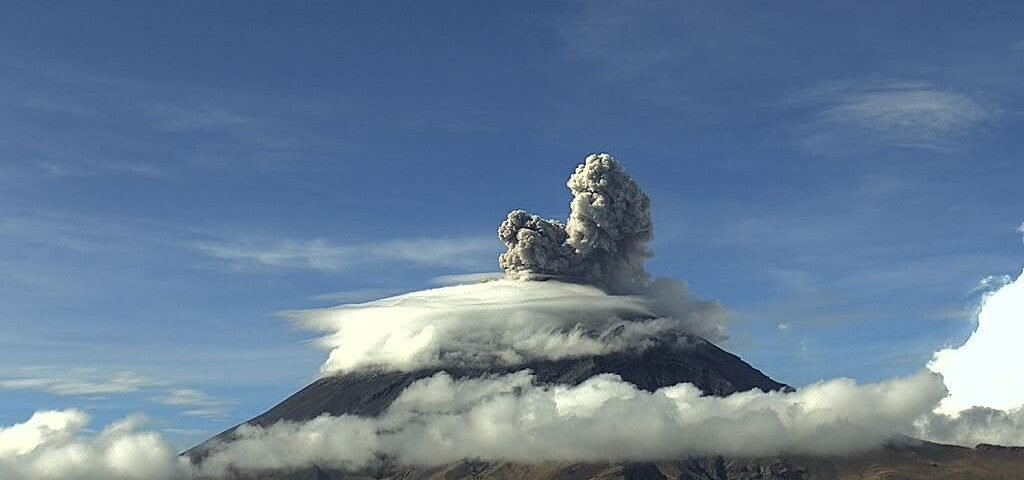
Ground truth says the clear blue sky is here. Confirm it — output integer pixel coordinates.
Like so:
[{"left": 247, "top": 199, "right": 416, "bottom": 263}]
[{"left": 1, "top": 1, "right": 1022, "bottom": 448}]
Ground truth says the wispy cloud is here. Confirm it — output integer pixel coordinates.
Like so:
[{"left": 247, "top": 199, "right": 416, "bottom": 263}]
[
  {"left": 141, "top": 103, "right": 255, "bottom": 133},
  {"left": 195, "top": 235, "right": 499, "bottom": 273},
  {"left": 149, "top": 388, "right": 231, "bottom": 419},
  {"left": 561, "top": 0, "right": 689, "bottom": 82},
  {"left": 800, "top": 81, "right": 995, "bottom": 152},
  {"left": 0, "top": 371, "right": 161, "bottom": 396},
  {"left": 0, "top": 368, "right": 232, "bottom": 419},
  {"left": 430, "top": 272, "right": 505, "bottom": 286},
  {"left": 310, "top": 288, "right": 405, "bottom": 303}
]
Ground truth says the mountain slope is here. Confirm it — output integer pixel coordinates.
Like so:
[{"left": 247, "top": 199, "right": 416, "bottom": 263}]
[
  {"left": 186, "top": 334, "right": 787, "bottom": 463},
  {"left": 186, "top": 334, "right": 1024, "bottom": 480}
]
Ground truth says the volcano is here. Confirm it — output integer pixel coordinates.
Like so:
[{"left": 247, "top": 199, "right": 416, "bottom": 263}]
[
  {"left": 186, "top": 334, "right": 1024, "bottom": 480},
  {"left": 186, "top": 334, "right": 786, "bottom": 463},
  {"left": 186, "top": 155, "right": 1023, "bottom": 478}
]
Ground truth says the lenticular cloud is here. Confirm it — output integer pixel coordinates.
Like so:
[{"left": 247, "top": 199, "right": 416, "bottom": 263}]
[{"left": 293, "top": 279, "right": 709, "bottom": 374}]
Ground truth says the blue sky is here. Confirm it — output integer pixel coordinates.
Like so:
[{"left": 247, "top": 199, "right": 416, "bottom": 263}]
[{"left": 1, "top": 1, "right": 1022, "bottom": 449}]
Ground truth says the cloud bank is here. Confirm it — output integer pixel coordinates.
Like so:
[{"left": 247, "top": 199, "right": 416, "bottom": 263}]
[
  {"left": 197, "top": 369, "right": 945, "bottom": 474},
  {"left": 0, "top": 410, "right": 186, "bottom": 480},
  {"left": 916, "top": 406, "right": 1024, "bottom": 448}
]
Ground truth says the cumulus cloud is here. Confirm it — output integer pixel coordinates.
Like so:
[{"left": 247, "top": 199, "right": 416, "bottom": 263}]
[
  {"left": 0, "top": 369, "right": 964, "bottom": 478},
  {"left": 928, "top": 268, "right": 1024, "bottom": 415},
  {"left": 915, "top": 406, "right": 1024, "bottom": 448},
  {"left": 499, "top": 154, "right": 653, "bottom": 293},
  {"left": 0, "top": 410, "right": 186, "bottom": 480},
  {"left": 907, "top": 266, "right": 1024, "bottom": 447},
  {"left": 197, "top": 369, "right": 946, "bottom": 474}
]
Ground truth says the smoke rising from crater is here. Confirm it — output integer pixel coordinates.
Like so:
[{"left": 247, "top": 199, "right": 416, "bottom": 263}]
[{"left": 500, "top": 153, "right": 653, "bottom": 292}]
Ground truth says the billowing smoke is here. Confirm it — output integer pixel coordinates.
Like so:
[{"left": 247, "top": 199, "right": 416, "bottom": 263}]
[
  {"left": 0, "top": 410, "right": 187, "bottom": 480},
  {"left": 196, "top": 369, "right": 945, "bottom": 474},
  {"left": 498, "top": 211, "right": 576, "bottom": 279},
  {"left": 500, "top": 154, "right": 653, "bottom": 292}
]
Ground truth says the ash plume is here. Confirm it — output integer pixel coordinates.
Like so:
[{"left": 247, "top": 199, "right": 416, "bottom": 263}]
[
  {"left": 499, "top": 153, "right": 653, "bottom": 292},
  {"left": 498, "top": 211, "right": 576, "bottom": 279}
]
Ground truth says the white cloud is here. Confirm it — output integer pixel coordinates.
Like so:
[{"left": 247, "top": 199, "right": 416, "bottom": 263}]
[
  {"left": 916, "top": 406, "right": 1024, "bottom": 448},
  {"left": 149, "top": 389, "right": 230, "bottom": 420},
  {"left": 969, "top": 274, "right": 1013, "bottom": 296},
  {"left": 908, "top": 265, "right": 1024, "bottom": 448},
  {"left": 310, "top": 288, "right": 405, "bottom": 303},
  {"left": 0, "top": 369, "right": 955, "bottom": 478},
  {"left": 198, "top": 369, "right": 945, "bottom": 474},
  {"left": 0, "top": 410, "right": 89, "bottom": 458},
  {"left": 929, "top": 268, "right": 1024, "bottom": 414},
  {"left": 0, "top": 372, "right": 161, "bottom": 397},
  {"left": 430, "top": 272, "right": 505, "bottom": 286},
  {"left": 141, "top": 103, "right": 254, "bottom": 133},
  {"left": 150, "top": 389, "right": 215, "bottom": 407},
  {"left": 195, "top": 235, "right": 498, "bottom": 273},
  {"left": 0, "top": 411, "right": 186, "bottom": 480},
  {"left": 0, "top": 371, "right": 232, "bottom": 419},
  {"left": 802, "top": 81, "right": 994, "bottom": 151},
  {"left": 290, "top": 279, "right": 725, "bottom": 374}
]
